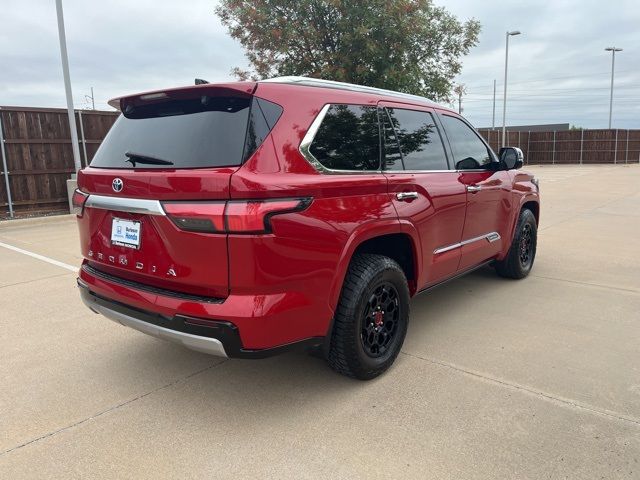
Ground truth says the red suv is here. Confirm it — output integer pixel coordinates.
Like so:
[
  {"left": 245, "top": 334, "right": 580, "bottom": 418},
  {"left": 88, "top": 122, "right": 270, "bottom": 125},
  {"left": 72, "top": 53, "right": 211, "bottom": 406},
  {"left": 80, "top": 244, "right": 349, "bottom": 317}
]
[{"left": 74, "top": 77, "right": 540, "bottom": 379}]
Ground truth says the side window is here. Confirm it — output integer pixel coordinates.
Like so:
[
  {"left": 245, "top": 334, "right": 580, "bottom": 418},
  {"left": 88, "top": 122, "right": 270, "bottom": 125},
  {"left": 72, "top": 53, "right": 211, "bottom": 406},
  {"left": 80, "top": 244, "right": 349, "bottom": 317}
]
[
  {"left": 309, "top": 104, "right": 380, "bottom": 171},
  {"left": 440, "top": 115, "right": 493, "bottom": 169},
  {"left": 384, "top": 108, "right": 448, "bottom": 170},
  {"left": 243, "top": 97, "right": 281, "bottom": 163},
  {"left": 381, "top": 109, "right": 403, "bottom": 170}
]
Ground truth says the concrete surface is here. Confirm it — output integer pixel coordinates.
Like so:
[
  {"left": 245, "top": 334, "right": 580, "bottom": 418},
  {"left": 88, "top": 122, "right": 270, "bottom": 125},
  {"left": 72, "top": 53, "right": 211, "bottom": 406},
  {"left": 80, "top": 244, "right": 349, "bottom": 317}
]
[{"left": 0, "top": 165, "right": 638, "bottom": 479}]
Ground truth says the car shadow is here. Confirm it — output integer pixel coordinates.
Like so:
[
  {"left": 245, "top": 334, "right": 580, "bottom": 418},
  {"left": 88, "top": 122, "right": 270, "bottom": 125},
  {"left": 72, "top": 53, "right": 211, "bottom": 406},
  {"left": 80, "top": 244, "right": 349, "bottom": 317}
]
[{"left": 88, "top": 265, "right": 511, "bottom": 427}]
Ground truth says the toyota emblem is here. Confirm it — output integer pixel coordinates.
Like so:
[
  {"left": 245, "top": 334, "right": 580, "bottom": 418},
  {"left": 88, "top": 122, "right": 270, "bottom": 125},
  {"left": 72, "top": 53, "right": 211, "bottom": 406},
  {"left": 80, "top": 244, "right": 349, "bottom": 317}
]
[{"left": 112, "top": 178, "right": 123, "bottom": 193}]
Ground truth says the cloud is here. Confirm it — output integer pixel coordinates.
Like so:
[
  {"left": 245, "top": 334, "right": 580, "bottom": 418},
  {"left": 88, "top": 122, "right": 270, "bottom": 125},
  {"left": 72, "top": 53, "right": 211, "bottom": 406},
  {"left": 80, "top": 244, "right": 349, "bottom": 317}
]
[
  {"left": 1, "top": 0, "right": 638, "bottom": 128},
  {"left": 443, "top": 0, "right": 640, "bottom": 128},
  {"left": 0, "top": 0, "right": 247, "bottom": 110}
]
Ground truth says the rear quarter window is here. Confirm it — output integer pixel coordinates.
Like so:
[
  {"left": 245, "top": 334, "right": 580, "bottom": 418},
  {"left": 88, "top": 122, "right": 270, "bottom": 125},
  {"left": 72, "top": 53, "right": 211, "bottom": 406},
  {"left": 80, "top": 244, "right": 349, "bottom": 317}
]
[{"left": 308, "top": 104, "right": 380, "bottom": 171}]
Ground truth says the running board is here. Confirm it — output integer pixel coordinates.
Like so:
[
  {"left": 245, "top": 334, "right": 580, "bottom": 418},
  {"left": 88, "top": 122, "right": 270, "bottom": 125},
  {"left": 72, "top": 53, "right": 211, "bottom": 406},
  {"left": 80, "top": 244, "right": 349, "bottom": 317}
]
[{"left": 417, "top": 261, "right": 493, "bottom": 296}]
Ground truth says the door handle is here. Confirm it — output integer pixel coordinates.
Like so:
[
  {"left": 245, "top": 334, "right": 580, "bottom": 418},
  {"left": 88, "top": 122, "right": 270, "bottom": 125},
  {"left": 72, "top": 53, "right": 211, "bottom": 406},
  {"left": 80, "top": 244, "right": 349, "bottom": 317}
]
[
  {"left": 466, "top": 185, "right": 482, "bottom": 193},
  {"left": 396, "top": 191, "right": 419, "bottom": 201}
]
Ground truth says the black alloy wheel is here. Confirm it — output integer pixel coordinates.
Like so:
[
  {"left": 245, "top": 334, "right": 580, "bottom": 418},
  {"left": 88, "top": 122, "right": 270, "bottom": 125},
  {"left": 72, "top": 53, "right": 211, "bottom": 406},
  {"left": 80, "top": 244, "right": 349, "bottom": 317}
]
[
  {"left": 519, "top": 223, "right": 533, "bottom": 268},
  {"left": 361, "top": 282, "right": 401, "bottom": 358},
  {"left": 326, "top": 253, "right": 410, "bottom": 380},
  {"left": 495, "top": 208, "right": 537, "bottom": 279}
]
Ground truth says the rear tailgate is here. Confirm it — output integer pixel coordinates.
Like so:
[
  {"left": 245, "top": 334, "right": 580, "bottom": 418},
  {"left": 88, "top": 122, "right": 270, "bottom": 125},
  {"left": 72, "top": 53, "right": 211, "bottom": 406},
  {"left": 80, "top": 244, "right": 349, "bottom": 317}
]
[
  {"left": 77, "top": 167, "right": 234, "bottom": 298},
  {"left": 76, "top": 84, "right": 258, "bottom": 299}
]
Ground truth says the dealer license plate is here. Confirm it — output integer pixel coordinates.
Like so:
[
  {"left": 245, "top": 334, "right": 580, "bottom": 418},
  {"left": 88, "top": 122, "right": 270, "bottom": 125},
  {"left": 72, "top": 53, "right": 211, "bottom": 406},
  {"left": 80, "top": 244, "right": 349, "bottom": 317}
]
[{"left": 111, "top": 218, "right": 142, "bottom": 249}]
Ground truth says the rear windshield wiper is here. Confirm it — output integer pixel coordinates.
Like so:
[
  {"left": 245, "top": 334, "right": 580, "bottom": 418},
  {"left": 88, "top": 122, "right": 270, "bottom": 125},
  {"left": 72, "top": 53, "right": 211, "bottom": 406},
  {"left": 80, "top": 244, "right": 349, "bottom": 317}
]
[{"left": 124, "top": 151, "right": 174, "bottom": 167}]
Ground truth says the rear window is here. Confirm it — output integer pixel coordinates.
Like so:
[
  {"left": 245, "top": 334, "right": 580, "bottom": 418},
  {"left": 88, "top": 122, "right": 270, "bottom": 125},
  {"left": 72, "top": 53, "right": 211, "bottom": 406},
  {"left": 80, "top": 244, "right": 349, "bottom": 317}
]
[{"left": 91, "top": 96, "right": 281, "bottom": 169}]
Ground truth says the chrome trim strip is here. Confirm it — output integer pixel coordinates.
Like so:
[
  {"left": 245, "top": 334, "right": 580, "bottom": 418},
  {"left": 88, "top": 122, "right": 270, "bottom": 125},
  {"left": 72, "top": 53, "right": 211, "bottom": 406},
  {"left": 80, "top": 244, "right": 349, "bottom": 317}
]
[
  {"left": 433, "top": 232, "right": 501, "bottom": 255},
  {"left": 299, "top": 104, "right": 331, "bottom": 173},
  {"left": 385, "top": 169, "right": 451, "bottom": 173},
  {"left": 81, "top": 295, "right": 228, "bottom": 357},
  {"left": 344, "top": 168, "right": 496, "bottom": 174},
  {"left": 85, "top": 195, "right": 166, "bottom": 216}
]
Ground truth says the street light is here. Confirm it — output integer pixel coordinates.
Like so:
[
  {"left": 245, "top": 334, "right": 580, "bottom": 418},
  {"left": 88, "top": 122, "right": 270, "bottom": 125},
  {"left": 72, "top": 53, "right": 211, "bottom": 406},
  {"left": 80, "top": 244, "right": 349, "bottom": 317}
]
[
  {"left": 502, "top": 30, "right": 521, "bottom": 147},
  {"left": 55, "top": 0, "right": 82, "bottom": 173},
  {"left": 605, "top": 47, "right": 622, "bottom": 129}
]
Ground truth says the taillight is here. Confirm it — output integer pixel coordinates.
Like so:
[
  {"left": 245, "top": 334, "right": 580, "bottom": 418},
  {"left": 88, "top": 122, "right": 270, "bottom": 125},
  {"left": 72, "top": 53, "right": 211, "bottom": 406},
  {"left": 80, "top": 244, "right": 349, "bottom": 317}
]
[
  {"left": 225, "top": 199, "right": 306, "bottom": 233},
  {"left": 72, "top": 189, "right": 89, "bottom": 217},
  {"left": 162, "top": 198, "right": 311, "bottom": 234},
  {"left": 163, "top": 202, "right": 226, "bottom": 233}
]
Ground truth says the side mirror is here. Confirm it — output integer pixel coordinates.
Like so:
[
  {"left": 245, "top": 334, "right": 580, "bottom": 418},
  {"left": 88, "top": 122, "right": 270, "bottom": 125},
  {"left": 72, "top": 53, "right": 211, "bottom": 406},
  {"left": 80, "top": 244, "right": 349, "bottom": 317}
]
[{"left": 499, "top": 147, "right": 524, "bottom": 170}]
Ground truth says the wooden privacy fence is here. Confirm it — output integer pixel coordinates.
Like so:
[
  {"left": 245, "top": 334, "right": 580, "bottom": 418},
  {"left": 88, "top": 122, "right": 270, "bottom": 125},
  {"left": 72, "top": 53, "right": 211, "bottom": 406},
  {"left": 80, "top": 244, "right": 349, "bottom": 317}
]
[
  {"left": 1, "top": 105, "right": 640, "bottom": 218},
  {"left": 478, "top": 129, "right": 640, "bottom": 165},
  {"left": 0, "top": 106, "right": 118, "bottom": 218}
]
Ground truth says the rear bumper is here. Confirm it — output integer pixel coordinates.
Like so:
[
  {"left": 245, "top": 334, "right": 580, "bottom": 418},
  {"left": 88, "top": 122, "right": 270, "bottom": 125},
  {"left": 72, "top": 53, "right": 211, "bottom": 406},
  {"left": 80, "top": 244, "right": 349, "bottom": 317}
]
[
  {"left": 78, "top": 279, "right": 323, "bottom": 358},
  {"left": 79, "top": 281, "right": 229, "bottom": 357}
]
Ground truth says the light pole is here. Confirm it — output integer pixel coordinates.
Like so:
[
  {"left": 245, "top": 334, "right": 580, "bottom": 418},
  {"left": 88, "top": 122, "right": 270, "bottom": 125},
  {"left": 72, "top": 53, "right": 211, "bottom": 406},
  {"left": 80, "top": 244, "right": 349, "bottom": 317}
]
[
  {"left": 492, "top": 79, "right": 496, "bottom": 130},
  {"left": 502, "top": 30, "right": 521, "bottom": 147},
  {"left": 605, "top": 47, "right": 622, "bottom": 129},
  {"left": 55, "top": 0, "right": 82, "bottom": 173}
]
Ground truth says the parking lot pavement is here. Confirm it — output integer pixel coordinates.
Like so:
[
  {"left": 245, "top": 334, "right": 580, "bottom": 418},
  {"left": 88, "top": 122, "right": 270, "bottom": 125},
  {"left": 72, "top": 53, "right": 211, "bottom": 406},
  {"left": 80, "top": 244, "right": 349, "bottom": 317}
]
[{"left": 0, "top": 164, "right": 638, "bottom": 479}]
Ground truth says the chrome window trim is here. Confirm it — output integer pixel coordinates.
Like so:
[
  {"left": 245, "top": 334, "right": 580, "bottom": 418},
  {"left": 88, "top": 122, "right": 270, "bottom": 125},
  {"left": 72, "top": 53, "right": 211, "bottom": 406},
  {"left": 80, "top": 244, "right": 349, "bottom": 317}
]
[
  {"left": 298, "top": 104, "right": 495, "bottom": 176},
  {"left": 298, "top": 104, "right": 383, "bottom": 175},
  {"left": 433, "top": 232, "right": 501, "bottom": 255},
  {"left": 85, "top": 194, "right": 166, "bottom": 216}
]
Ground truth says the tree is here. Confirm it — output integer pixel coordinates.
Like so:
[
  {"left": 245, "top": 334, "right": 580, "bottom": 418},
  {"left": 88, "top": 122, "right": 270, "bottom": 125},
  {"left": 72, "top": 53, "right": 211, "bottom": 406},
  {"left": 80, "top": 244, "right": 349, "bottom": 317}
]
[{"left": 215, "top": 0, "right": 481, "bottom": 101}]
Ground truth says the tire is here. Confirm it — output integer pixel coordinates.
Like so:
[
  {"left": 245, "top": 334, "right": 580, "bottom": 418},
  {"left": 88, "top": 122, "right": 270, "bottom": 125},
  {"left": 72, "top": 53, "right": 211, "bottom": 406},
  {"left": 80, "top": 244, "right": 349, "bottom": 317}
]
[
  {"left": 495, "top": 208, "right": 537, "bottom": 279},
  {"left": 326, "top": 253, "right": 410, "bottom": 380}
]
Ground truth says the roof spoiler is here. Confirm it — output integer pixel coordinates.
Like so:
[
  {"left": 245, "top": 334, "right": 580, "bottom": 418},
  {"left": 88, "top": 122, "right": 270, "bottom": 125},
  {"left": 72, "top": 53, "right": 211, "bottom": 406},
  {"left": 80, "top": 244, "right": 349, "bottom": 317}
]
[{"left": 107, "top": 82, "right": 257, "bottom": 111}]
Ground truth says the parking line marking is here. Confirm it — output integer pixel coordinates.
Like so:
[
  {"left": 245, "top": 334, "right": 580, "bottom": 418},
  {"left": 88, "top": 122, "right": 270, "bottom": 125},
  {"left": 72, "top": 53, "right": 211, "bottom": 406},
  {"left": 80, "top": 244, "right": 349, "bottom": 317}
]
[{"left": 0, "top": 241, "right": 77, "bottom": 272}]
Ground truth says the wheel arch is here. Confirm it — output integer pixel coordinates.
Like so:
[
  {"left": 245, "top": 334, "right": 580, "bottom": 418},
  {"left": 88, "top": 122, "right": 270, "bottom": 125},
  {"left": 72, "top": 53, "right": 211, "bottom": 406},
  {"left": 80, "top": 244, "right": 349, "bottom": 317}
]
[
  {"left": 521, "top": 199, "right": 540, "bottom": 224},
  {"left": 328, "top": 221, "right": 421, "bottom": 316},
  {"left": 504, "top": 195, "right": 540, "bottom": 253}
]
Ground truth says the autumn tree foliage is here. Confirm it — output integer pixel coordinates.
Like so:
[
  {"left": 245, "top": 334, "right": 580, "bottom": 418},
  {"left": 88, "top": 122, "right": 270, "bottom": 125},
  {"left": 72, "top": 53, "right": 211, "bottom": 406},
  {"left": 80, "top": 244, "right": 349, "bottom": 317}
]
[{"left": 215, "top": 0, "right": 480, "bottom": 101}]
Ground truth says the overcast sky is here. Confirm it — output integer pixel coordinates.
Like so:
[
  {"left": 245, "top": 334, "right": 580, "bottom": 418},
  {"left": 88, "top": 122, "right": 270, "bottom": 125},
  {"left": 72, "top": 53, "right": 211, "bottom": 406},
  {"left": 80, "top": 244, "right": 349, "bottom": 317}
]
[{"left": 1, "top": 0, "right": 638, "bottom": 129}]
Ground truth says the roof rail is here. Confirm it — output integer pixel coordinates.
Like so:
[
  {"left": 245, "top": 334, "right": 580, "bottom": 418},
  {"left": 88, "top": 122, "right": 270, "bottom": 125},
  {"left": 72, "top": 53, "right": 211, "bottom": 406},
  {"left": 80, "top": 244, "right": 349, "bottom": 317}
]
[{"left": 260, "top": 76, "right": 436, "bottom": 106}]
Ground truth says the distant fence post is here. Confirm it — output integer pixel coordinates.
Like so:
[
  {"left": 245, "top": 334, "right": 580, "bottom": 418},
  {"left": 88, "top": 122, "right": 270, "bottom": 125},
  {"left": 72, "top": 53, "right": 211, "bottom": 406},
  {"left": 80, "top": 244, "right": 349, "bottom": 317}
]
[
  {"left": 527, "top": 131, "right": 530, "bottom": 165},
  {"left": 78, "top": 110, "right": 88, "bottom": 167},
  {"left": 614, "top": 129, "right": 618, "bottom": 164},
  {"left": 0, "top": 110, "right": 14, "bottom": 218},
  {"left": 626, "top": 129, "right": 629, "bottom": 164},
  {"left": 552, "top": 131, "right": 556, "bottom": 165},
  {"left": 580, "top": 129, "right": 584, "bottom": 165}
]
